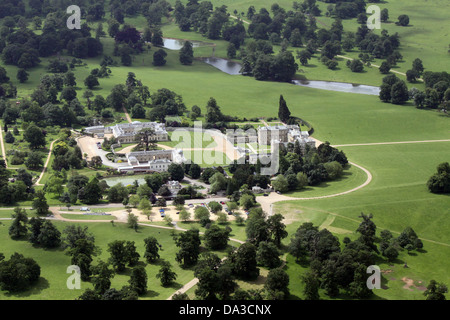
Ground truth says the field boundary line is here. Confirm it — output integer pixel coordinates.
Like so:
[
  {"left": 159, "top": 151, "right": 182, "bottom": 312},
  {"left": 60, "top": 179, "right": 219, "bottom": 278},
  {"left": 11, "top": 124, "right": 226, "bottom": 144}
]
[{"left": 333, "top": 139, "right": 450, "bottom": 148}]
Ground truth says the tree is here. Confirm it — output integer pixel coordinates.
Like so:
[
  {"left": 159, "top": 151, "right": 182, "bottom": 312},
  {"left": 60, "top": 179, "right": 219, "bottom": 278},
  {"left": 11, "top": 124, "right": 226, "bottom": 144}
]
[
  {"left": 37, "top": 220, "right": 61, "bottom": 248},
  {"left": 208, "top": 201, "right": 222, "bottom": 213},
  {"left": 396, "top": 15, "right": 410, "bottom": 27},
  {"left": 356, "top": 213, "right": 377, "bottom": 252},
  {"left": 84, "top": 74, "right": 99, "bottom": 90},
  {"left": 348, "top": 59, "right": 364, "bottom": 72},
  {"left": 406, "top": 69, "right": 418, "bottom": 83},
  {"left": 127, "top": 213, "right": 139, "bottom": 231},
  {"left": 28, "top": 217, "right": 45, "bottom": 245},
  {"left": 302, "top": 271, "right": 320, "bottom": 300},
  {"left": 290, "top": 28, "right": 303, "bottom": 47},
  {"left": 390, "top": 80, "right": 410, "bottom": 104},
  {"left": 151, "top": 29, "right": 164, "bottom": 47},
  {"left": 9, "top": 207, "right": 28, "bottom": 239},
  {"left": 121, "top": 53, "right": 132, "bottom": 66},
  {"left": 64, "top": 71, "right": 77, "bottom": 87},
  {"left": 256, "top": 241, "right": 281, "bottom": 268},
  {"left": 348, "top": 264, "right": 373, "bottom": 298},
  {"left": 0, "top": 253, "right": 41, "bottom": 292},
  {"left": 45, "top": 176, "right": 64, "bottom": 197},
  {"left": 209, "top": 172, "right": 227, "bottom": 194},
  {"left": 381, "top": 8, "right": 389, "bottom": 22},
  {"left": 90, "top": 260, "right": 115, "bottom": 294},
  {"left": 156, "top": 261, "right": 177, "bottom": 287},
  {"left": 168, "top": 163, "right": 185, "bottom": 181},
  {"left": 107, "top": 240, "right": 140, "bottom": 272},
  {"left": 424, "top": 280, "right": 448, "bottom": 300},
  {"left": 89, "top": 156, "right": 103, "bottom": 169},
  {"left": 227, "top": 43, "right": 236, "bottom": 59},
  {"left": 427, "top": 162, "right": 450, "bottom": 194},
  {"left": 136, "top": 128, "right": 157, "bottom": 151},
  {"left": 278, "top": 95, "right": 291, "bottom": 123},
  {"left": 412, "top": 58, "right": 424, "bottom": 76},
  {"left": 174, "top": 229, "right": 201, "bottom": 267},
  {"left": 383, "top": 246, "right": 399, "bottom": 263},
  {"left": 143, "top": 236, "right": 160, "bottom": 263},
  {"left": 194, "top": 206, "right": 210, "bottom": 221},
  {"left": 23, "top": 124, "right": 45, "bottom": 149},
  {"left": 265, "top": 267, "right": 290, "bottom": 299},
  {"left": 179, "top": 41, "right": 194, "bottom": 65},
  {"left": 272, "top": 174, "right": 289, "bottom": 193},
  {"left": 239, "top": 193, "right": 256, "bottom": 210},
  {"left": 4, "top": 131, "right": 14, "bottom": 144},
  {"left": 179, "top": 209, "right": 191, "bottom": 221},
  {"left": 267, "top": 213, "right": 288, "bottom": 247},
  {"left": 230, "top": 242, "right": 260, "bottom": 280},
  {"left": 379, "top": 61, "right": 391, "bottom": 74},
  {"left": 205, "top": 97, "right": 224, "bottom": 123},
  {"left": 128, "top": 266, "right": 147, "bottom": 295},
  {"left": 297, "top": 50, "right": 312, "bottom": 66},
  {"left": 153, "top": 49, "right": 167, "bottom": 66},
  {"left": 16, "top": 69, "right": 28, "bottom": 83},
  {"left": 83, "top": 177, "right": 103, "bottom": 204},
  {"left": 204, "top": 225, "right": 230, "bottom": 250},
  {"left": 68, "top": 238, "right": 98, "bottom": 281},
  {"left": 32, "top": 190, "right": 49, "bottom": 216}
]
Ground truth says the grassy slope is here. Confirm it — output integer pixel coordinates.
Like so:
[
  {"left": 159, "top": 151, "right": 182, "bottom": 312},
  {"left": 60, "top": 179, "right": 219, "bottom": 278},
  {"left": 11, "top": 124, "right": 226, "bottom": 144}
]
[{"left": 276, "top": 142, "right": 450, "bottom": 300}]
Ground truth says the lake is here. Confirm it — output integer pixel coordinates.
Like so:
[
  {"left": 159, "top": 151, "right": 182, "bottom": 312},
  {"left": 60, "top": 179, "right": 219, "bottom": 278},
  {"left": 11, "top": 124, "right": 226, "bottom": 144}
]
[
  {"left": 292, "top": 79, "right": 380, "bottom": 95},
  {"left": 199, "top": 57, "right": 242, "bottom": 75},
  {"left": 198, "top": 58, "right": 380, "bottom": 94}
]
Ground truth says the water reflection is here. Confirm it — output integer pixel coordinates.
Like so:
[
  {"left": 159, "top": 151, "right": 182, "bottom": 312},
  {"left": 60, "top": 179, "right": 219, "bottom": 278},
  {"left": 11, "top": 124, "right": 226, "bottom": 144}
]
[
  {"left": 199, "top": 57, "right": 243, "bottom": 75},
  {"left": 163, "top": 38, "right": 203, "bottom": 50},
  {"left": 292, "top": 80, "right": 380, "bottom": 95}
]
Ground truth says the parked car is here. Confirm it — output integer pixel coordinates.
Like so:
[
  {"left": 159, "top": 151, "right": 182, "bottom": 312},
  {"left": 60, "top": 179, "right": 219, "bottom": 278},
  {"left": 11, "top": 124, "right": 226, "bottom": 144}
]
[{"left": 263, "top": 193, "right": 269, "bottom": 196}]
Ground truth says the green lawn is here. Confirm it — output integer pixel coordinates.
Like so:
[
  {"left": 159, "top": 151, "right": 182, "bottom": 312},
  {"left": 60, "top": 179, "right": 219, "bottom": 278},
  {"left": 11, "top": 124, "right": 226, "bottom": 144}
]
[
  {"left": 159, "top": 130, "right": 217, "bottom": 149},
  {"left": 275, "top": 142, "right": 450, "bottom": 300},
  {"left": 0, "top": 220, "right": 243, "bottom": 300},
  {"left": 282, "top": 163, "right": 368, "bottom": 198}
]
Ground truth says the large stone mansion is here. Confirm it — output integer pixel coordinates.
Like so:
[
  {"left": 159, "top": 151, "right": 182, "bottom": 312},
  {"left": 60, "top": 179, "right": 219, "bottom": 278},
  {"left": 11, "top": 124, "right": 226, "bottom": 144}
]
[{"left": 84, "top": 121, "right": 169, "bottom": 144}]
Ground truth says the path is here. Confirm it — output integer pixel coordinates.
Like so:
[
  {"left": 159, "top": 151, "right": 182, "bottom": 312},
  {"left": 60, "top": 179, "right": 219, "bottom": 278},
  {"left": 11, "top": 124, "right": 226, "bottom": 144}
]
[
  {"left": 0, "top": 125, "right": 7, "bottom": 168},
  {"left": 122, "top": 106, "right": 132, "bottom": 123},
  {"left": 34, "top": 139, "right": 58, "bottom": 186}
]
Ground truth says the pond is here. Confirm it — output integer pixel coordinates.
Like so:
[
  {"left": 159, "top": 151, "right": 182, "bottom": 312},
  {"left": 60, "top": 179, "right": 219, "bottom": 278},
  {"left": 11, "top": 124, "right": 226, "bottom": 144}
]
[
  {"left": 199, "top": 57, "right": 242, "bottom": 75},
  {"left": 103, "top": 176, "right": 146, "bottom": 187},
  {"left": 162, "top": 38, "right": 205, "bottom": 50},
  {"left": 292, "top": 79, "right": 380, "bottom": 95}
]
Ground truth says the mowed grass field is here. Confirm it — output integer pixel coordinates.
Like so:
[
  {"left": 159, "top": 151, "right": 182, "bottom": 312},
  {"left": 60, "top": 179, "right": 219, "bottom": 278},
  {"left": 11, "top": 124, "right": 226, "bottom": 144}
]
[
  {"left": 275, "top": 142, "right": 450, "bottom": 300},
  {"left": 0, "top": 220, "right": 239, "bottom": 300}
]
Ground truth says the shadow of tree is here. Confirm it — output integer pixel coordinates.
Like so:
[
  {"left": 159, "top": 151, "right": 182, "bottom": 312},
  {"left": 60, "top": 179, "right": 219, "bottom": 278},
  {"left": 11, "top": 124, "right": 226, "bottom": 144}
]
[{"left": 4, "top": 277, "right": 50, "bottom": 298}]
